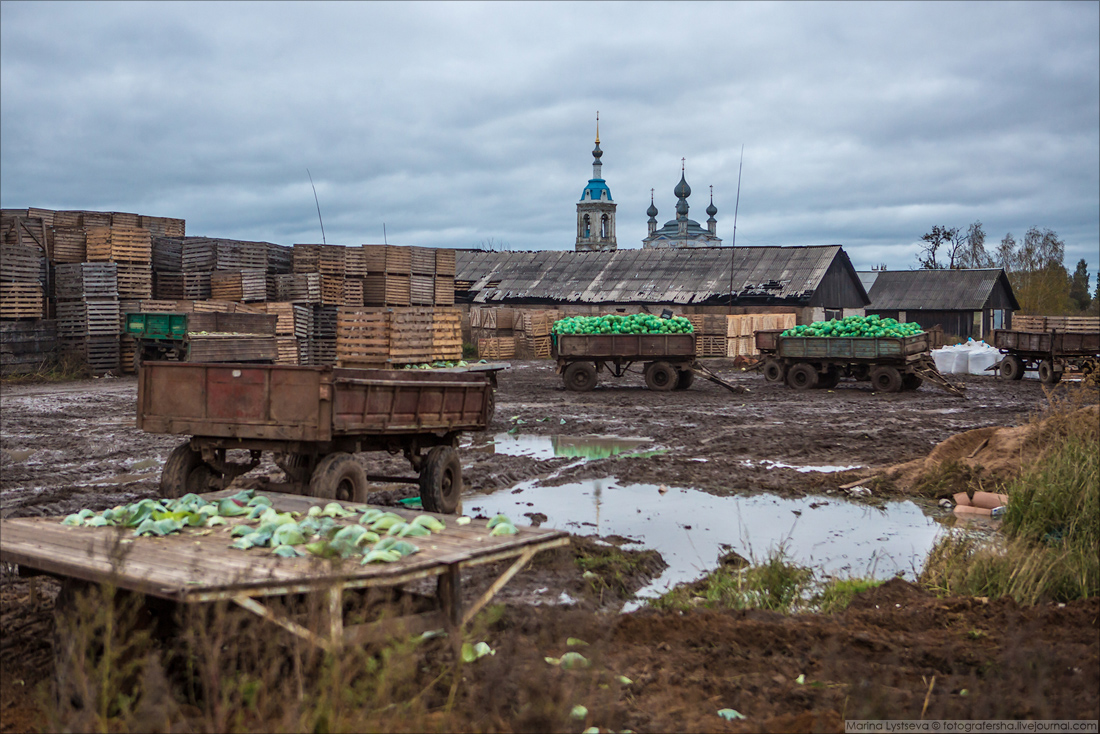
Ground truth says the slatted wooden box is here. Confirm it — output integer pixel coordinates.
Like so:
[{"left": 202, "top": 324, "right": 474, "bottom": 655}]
[
  {"left": 141, "top": 299, "right": 194, "bottom": 313},
  {"left": 1013, "top": 315, "right": 1100, "bottom": 334},
  {"left": 435, "top": 248, "right": 456, "bottom": 277},
  {"left": 110, "top": 212, "right": 141, "bottom": 228},
  {"left": 336, "top": 309, "right": 391, "bottom": 365},
  {"left": 0, "top": 243, "right": 45, "bottom": 285},
  {"left": 52, "top": 228, "right": 87, "bottom": 264},
  {"left": 385, "top": 246, "right": 412, "bottom": 275},
  {"left": 688, "top": 314, "right": 728, "bottom": 336},
  {"left": 432, "top": 307, "right": 462, "bottom": 361},
  {"left": 409, "top": 246, "right": 436, "bottom": 276},
  {"left": 519, "top": 309, "right": 559, "bottom": 337},
  {"left": 57, "top": 298, "right": 120, "bottom": 338},
  {"left": 696, "top": 335, "right": 727, "bottom": 358},
  {"left": 116, "top": 264, "right": 153, "bottom": 299},
  {"left": 155, "top": 272, "right": 211, "bottom": 300},
  {"left": 266, "top": 244, "right": 292, "bottom": 274},
  {"left": 55, "top": 263, "right": 118, "bottom": 299},
  {"left": 410, "top": 274, "right": 435, "bottom": 306},
  {"left": 360, "top": 245, "right": 387, "bottom": 273},
  {"left": 275, "top": 337, "right": 300, "bottom": 365},
  {"left": 318, "top": 245, "right": 346, "bottom": 276},
  {"left": 363, "top": 273, "right": 410, "bottom": 307},
  {"left": 343, "top": 278, "right": 364, "bottom": 308},
  {"left": 0, "top": 283, "right": 45, "bottom": 319},
  {"left": 434, "top": 276, "right": 455, "bottom": 306},
  {"left": 311, "top": 304, "right": 339, "bottom": 339},
  {"left": 1, "top": 319, "right": 58, "bottom": 375},
  {"left": 478, "top": 336, "right": 516, "bottom": 360},
  {"left": 275, "top": 273, "right": 322, "bottom": 303},
  {"left": 85, "top": 226, "right": 152, "bottom": 264},
  {"left": 181, "top": 238, "right": 218, "bottom": 272},
  {"left": 52, "top": 211, "right": 83, "bottom": 228},
  {"left": 321, "top": 275, "right": 345, "bottom": 306},
  {"left": 292, "top": 244, "right": 322, "bottom": 274},
  {"left": 262, "top": 302, "right": 311, "bottom": 338},
  {"left": 139, "top": 216, "right": 186, "bottom": 238},
  {"left": 80, "top": 211, "right": 112, "bottom": 227}
]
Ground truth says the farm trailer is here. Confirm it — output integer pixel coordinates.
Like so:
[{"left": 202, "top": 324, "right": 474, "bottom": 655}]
[
  {"left": 754, "top": 330, "right": 963, "bottom": 396},
  {"left": 551, "top": 333, "right": 743, "bottom": 393},
  {"left": 138, "top": 361, "right": 503, "bottom": 514},
  {"left": 990, "top": 329, "right": 1100, "bottom": 384},
  {"left": 125, "top": 311, "right": 278, "bottom": 368}
]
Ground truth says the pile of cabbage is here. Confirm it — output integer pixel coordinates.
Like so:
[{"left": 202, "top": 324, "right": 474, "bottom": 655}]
[
  {"left": 781, "top": 315, "right": 924, "bottom": 339},
  {"left": 552, "top": 313, "right": 694, "bottom": 336},
  {"left": 61, "top": 490, "right": 519, "bottom": 564}
]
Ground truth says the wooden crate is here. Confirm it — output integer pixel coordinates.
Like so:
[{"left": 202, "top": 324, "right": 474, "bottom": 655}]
[
  {"left": 432, "top": 308, "right": 462, "bottom": 361},
  {"left": 139, "top": 215, "right": 186, "bottom": 238},
  {"left": 530, "top": 335, "right": 552, "bottom": 359},
  {"left": 390, "top": 308, "right": 435, "bottom": 363},
  {"left": 1013, "top": 315, "right": 1100, "bottom": 334},
  {"left": 118, "top": 299, "right": 142, "bottom": 332},
  {"left": 385, "top": 246, "right": 412, "bottom": 274},
  {"left": 688, "top": 313, "right": 726, "bottom": 336},
  {"left": 360, "top": 245, "right": 387, "bottom": 272},
  {"left": 311, "top": 305, "right": 339, "bottom": 339},
  {"left": 343, "top": 278, "right": 363, "bottom": 307},
  {"left": 434, "top": 276, "right": 455, "bottom": 306},
  {"left": 0, "top": 243, "right": 45, "bottom": 285},
  {"left": 409, "top": 246, "right": 436, "bottom": 276},
  {"left": 116, "top": 264, "right": 152, "bottom": 299},
  {"left": 55, "top": 263, "right": 118, "bottom": 299},
  {"left": 53, "top": 211, "right": 83, "bottom": 228},
  {"left": 345, "top": 247, "right": 368, "bottom": 278},
  {"left": 410, "top": 274, "right": 435, "bottom": 306},
  {"left": 482, "top": 307, "right": 515, "bottom": 331},
  {"left": 1, "top": 319, "right": 59, "bottom": 375},
  {"left": 85, "top": 226, "right": 113, "bottom": 261},
  {"left": 120, "top": 335, "right": 137, "bottom": 374},
  {"left": 80, "top": 211, "right": 112, "bottom": 227},
  {"left": 696, "top": 335, "right": 727, "bottom": 358},
  {"left": 318, "top": 245, "right": 346, "bottom": 276},
  {"left": 261, "top": 302, "right": 311, "bottom": 338},
  {"left": 469, "top": 306, "right": 484, "bottom": 328},
  {"left": 56, "top": 298, "right": 120, "bottom": 338},
  {"left": 292, "top": 244, "right": 322, "bottom": 273},
  {"left": 82, "top": 226, "right": 151, "bottom": 264},
  {"left": 336, "top": 309, "right": 391, "bottom": 363},
  {"left": 83, "top": 335, "right": 121, "bottom": 375},
  {"left": 211, "top": 271, "right": 241, "bottom": 301},
  {"left": 192, "top": 300, "right": 236, "bottom": 314},
  {"left": 52, "top": 227, "right": 87, "bottom": 263},
  {"left": 275, "top": 337, "right": 299, "bottom": 365},
  {"left": 140, "top": 299, "right": 194, "bottom": 313},
  {"left": 110, "top": 212, "right": 141, "bottom": 228},
  {"left": 478, "top": 336, "right": 515, "bottom": 360},
  {"left": 321, "top": 275, "right": 345, "bottom": 305},
  {"left": 363, "top": 273, "right": 410, "bottom": 307},
  {"left": 435, "top": 248, "right": 456, "bottom": 277},
  {"left": 266, "top": 243, "right": 292, "bottom": 274},
  {"left": 519, "top": 309, "right": 559, "bottom": 337},
  {"left": 275, "top": 273, "right": 322, "bottom": 303},
  {"left": 154, "top": 271, "right": 211, "bottom": 300},
  {"left": 181, "top": 238, "right": 218, "bottom": 272},
  {"left": 0, "top": 283, "right": 44, "bottom": 319}
]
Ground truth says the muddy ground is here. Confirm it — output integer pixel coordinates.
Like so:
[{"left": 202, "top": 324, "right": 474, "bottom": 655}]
[{"left": 2, "top": 362, "right": 1097, "bottom": 731}]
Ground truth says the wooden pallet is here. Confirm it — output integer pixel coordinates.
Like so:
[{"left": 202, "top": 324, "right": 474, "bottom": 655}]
[
  {"left": 409, "top": 246, "right": 436, "bottom": 276},
  {"left": 54, "top": 263, "right": 118, "bottom": 299},
  {"left": 0, "top": 284, "right": 44, "bottom": 319},
  {"left": 308, "top": 338, "right": 337, "bottom": 365},
  {"left": 431, "top": 308, "right": 462, "bottom": 361},
  {"left": 116, "top": 264, "right": 153, "bottom": 299},
  {"left": 410, "top": 274, "right": 435, "bottom": 306},
  {"left": 52, "top": 227, "right": 87, "bottom": 263},
  {"left": 478, "top": 336, "right": 515, "bottom": 360},
  {"left": 84, "top": 335, "right": 121, "bottom": 374},
  {"left": 275, "top": 336, "right": 300, "bottom": 365},
  {"left": 336, "top": 309, "right": 391, "bottom": 362},
  {"left": 181, "top": 238, "right": 218, "bottom": 272},
  {"left": 363, "top": 273, "right": 410, "bottom": 306},
  {"left": 292, "top": 244, "right": 322, "bottom": 273},
  {"left": 262, "top": 302, "right": 311, "bottom": 338},
  {"left": 385, "top": 246, "right": 412, "bottom": 275},
  {"left": 360, "top": 245, "right": 387, "bottom": 272},
  {"left": 0, "top": 243, "right": 45, "bottom": 285},
  {"left": 56, "top": 299, "right": 120, "bottom": 338},
  {"left": 155, "top": 271, "right": 212, "bottom": 300},
  {"left": 120, "top": 335, "right": 137, "bottom": 373},
  {"left": 318, "top": 245, "right": 346, "bottom": 276},
  {"left": 343, "top": 278, "right": 364, "bottom": 307},
  {"left": 435, "top": 249, "right": 456, "bottom": 277},
  {"left": 1013, "top": 315, "right": 1100, "bottom": 334},
  {"left": 321, "top": 275, "right": 345, "bottom": 305},
  {"left": 275, "top": 273, "right": 322, "bottom": 303},
  {"left": 311, "top": 304, "right": 339, "bottom": 339},
  {"left": 434, "top": 276, "right": 455, "bottom": 306}
]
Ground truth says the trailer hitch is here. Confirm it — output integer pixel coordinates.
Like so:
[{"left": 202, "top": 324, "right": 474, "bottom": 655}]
[
  {"left": 201, "top": 447, "right": 263, "bottom": 487},
  {"left": 691, "top": 362, "right": 747, "bottom": 394}
]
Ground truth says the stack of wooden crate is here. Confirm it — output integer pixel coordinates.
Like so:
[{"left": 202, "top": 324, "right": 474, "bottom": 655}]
[
  {"left": 54, "top": 263, "right": 120, "bottom": 374},
  {"left": 725, "top": 313, "right": 798, "bottom": 357},
  {"left": 336, "top": 307, "right": 463, "bottom": 367},
  {"left": 211, "top": 269, "right": 268, "bottom": 302},
  {"left": 0, "top": 242, "right": 46, "bottom": 320},
  {"left": 470, "top": 306, "right": 518, "bottom": 359},
  {"left": 686, "top": 314, "right": 728, "bottom": 358},
  {"left": 515, "top": 309, "right": 559, "bottom": 359},
  {"left": 84, "top": 225, "right": 153, "bottom": 299}
]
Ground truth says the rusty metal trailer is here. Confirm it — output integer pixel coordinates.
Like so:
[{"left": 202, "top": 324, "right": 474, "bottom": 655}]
[
  {"left": 991, "top": 329, "right": 1100, "bottom": 383},
  {"left": 754, "top": 330, "right": 962, "bottom": 395},
  {"left": 138, "top": 362, "right": 501, "bottom": 514},
  {"left": 0, "top": 491, "right": 568, "bottom": 651},
  {"left": 551, "top": 333, "right": 742, "bottom": 393}
]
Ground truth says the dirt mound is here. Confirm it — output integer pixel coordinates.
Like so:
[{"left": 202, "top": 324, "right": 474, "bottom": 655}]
[{"left": 879, "top": 404, "right": 1097, "bottom": 497}]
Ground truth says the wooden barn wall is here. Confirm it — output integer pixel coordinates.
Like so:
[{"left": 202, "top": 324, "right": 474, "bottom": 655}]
[{"left": 807, "top": 258, "right": 868, "bottom": 309}]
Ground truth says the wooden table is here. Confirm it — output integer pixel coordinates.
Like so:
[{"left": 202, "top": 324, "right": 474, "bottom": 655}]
[{"left": 0, "top": 491, "right": 569, "bottom": 650}]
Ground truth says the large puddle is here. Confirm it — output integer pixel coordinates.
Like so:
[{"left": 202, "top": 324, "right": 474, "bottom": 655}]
[
  {"left": 476, "top": 434, "right": 652, "bottom": 461},
  {"left": 466, "top": 478, "right": 946, "bottom": 607}
]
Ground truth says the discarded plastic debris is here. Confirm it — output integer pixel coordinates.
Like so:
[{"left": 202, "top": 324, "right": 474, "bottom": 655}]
[{"left": 717, "top": 708, "right": 746, "bottom": 721}]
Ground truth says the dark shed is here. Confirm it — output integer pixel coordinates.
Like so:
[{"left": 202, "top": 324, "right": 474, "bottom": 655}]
[{"left": 864, "top": 269, "right": 1019, "bottom": 340}]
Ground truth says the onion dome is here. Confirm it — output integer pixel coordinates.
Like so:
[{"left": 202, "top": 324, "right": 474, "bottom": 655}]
[{"left": 674, "top": 173, "right": 691, "bottom": 200}]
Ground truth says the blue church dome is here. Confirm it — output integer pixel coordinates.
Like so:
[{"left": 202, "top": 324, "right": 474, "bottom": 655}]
[{"left": 581, "top": 178, "right": 613, "bottom": 202}]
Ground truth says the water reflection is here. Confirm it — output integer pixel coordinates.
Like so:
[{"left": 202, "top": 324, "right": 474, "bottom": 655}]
[{"left": 486, "top": 434, "right": 651, "bottom": 461}]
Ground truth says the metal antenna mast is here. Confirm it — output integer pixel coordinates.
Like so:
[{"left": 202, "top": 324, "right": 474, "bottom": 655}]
[
  {"left": 306, "top": 169, "right": 326, "bottom": 245},
  {"left": 728, "top": 145, "right": 744, "bottom": 312}
]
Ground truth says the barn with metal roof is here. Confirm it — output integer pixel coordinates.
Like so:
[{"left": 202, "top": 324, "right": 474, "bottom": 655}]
[
  {"left": 455, "top": 245, "right": 869, "bottom": 323},
  {"left": 863, "top": 268, "right": 1019, "bottom": 340}
]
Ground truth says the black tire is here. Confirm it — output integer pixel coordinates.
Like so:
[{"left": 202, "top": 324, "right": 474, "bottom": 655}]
[
  {"left": 870, "top": 366, "right": 903, "bottom": 393},
  {"left": 786, "top": 362, "right": 818, "bottom": 391},
  {"left": 817, "top": 367, "right": 841, "bottom": 389},
  {"left": 563, "top": 362, "right": 597, "bottom": 392},
  {"left": 644, "top": 361, "right": 677, "bottom": 391},
  {"left": 161, "top": 442, "right": 202, "bottom": 499},
  {"left": 1000, "top": 355, "right": 1025, "bottom": 381},
  {"left": 309, "top": 453, "right": 369, "bottom": 503},
  {"left": 186, "top": 463, "right": 222, "bottom": 494},
  {"left": 1038, "top": 360, "right": 1061, "bottom": 385},
  {"left": 762, "top": 359, "right": 786, "bottom": 383},
  {"left": 674, "top": 368, "right": 695, "bottom": 390},
  {"left": 849, "top": 364, "right": 871, "bottom": 382},
  {"left": 901, "top": 373, "right": 924, "bottom": 391},
  {"left": 419, "top": 446, "right": 463, "bottom": 514}
]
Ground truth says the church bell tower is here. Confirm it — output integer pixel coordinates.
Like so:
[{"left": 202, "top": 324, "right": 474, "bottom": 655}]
[{"left": 575, "top": 113, "right": 617, "bottom": 251}]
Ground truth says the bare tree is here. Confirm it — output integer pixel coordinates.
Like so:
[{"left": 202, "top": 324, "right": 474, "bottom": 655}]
[
  {"left": 957, "top": 221, "right": 994, "bottom": 269},
  {"left": 476, "top": 238, "right": 512, "bottom": 252},
  {"left": 918, "top": 225, "right": 968, "bottom": 269},
  {"left": 997, "top": 233, "right": 1017, "bottom": 271}
]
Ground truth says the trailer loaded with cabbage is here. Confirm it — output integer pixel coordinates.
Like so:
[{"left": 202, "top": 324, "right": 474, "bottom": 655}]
[
  {"left": 755, "top": 315, "right": 963, "bottom": 396},
  {"left": 138, "top": 361, "right": 502, "bottom": 513},
  {"left": 551, "top": 313, "right": 742, "bottom": 393}
]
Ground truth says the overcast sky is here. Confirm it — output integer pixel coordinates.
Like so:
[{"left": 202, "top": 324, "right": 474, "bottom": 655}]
[{"left": 2, "top": 1, "right": 1097, "bottom": 282}]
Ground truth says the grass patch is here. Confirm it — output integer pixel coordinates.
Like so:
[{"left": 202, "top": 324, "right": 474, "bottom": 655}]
[
  {"left": 1, "top": 352, "right": 88, "bottom": 385},
  {"left": 912, "top": 459, "right": 990, "bottom": 498},
  {"left": 811, "top": 577, "right": 886, "bottom": 614},
  {"left": 920, "top": 383, "right": 1099, "bottom": 604},
  {"left": 573, "top": 541, "right": 665, "bottom": 599}
]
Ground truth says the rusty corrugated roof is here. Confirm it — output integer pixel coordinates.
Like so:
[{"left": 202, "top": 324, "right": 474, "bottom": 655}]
[{"left": 454, "top": 246, "right": 851, "bottom": 305}]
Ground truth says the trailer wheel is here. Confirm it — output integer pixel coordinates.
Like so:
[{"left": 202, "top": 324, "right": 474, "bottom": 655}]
[
  {"left": 870, "top": 366, "right": 903, "bottom": 393},
  {"left": 644, "top": 361, "right": 677, "bottom": 391},
  {"left": 161, "top": 442, "right": 203, "bottom": 499},
  {"left": 849, "top": 364, "right": 871, "bottom": 382},
  {"left": 309, "top": 453, "right": 369, "bottom": 503},
  {"left": 786, "top": 363, "right": 818, "bottom": 390},
  {"left": 901, "top": 373, "right": 924, "bottom": 391},
  {"left": 999, "top": 355, "right": 1025, "bottom": 381},
  {"left": 419, "top": 446, "right": 463, "bottom": 514},
  {"left": 675, "top": 368, "right": 695, "bottom": 390},
  {"left": 1038, "top": 360, "right": 1062, "bottom": 385},
  {"left": 762, "top": 359, "right": 786, "bottom": 383},
  {"left": 563, "top": 362, "right": 597, "bottom": 392}
]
